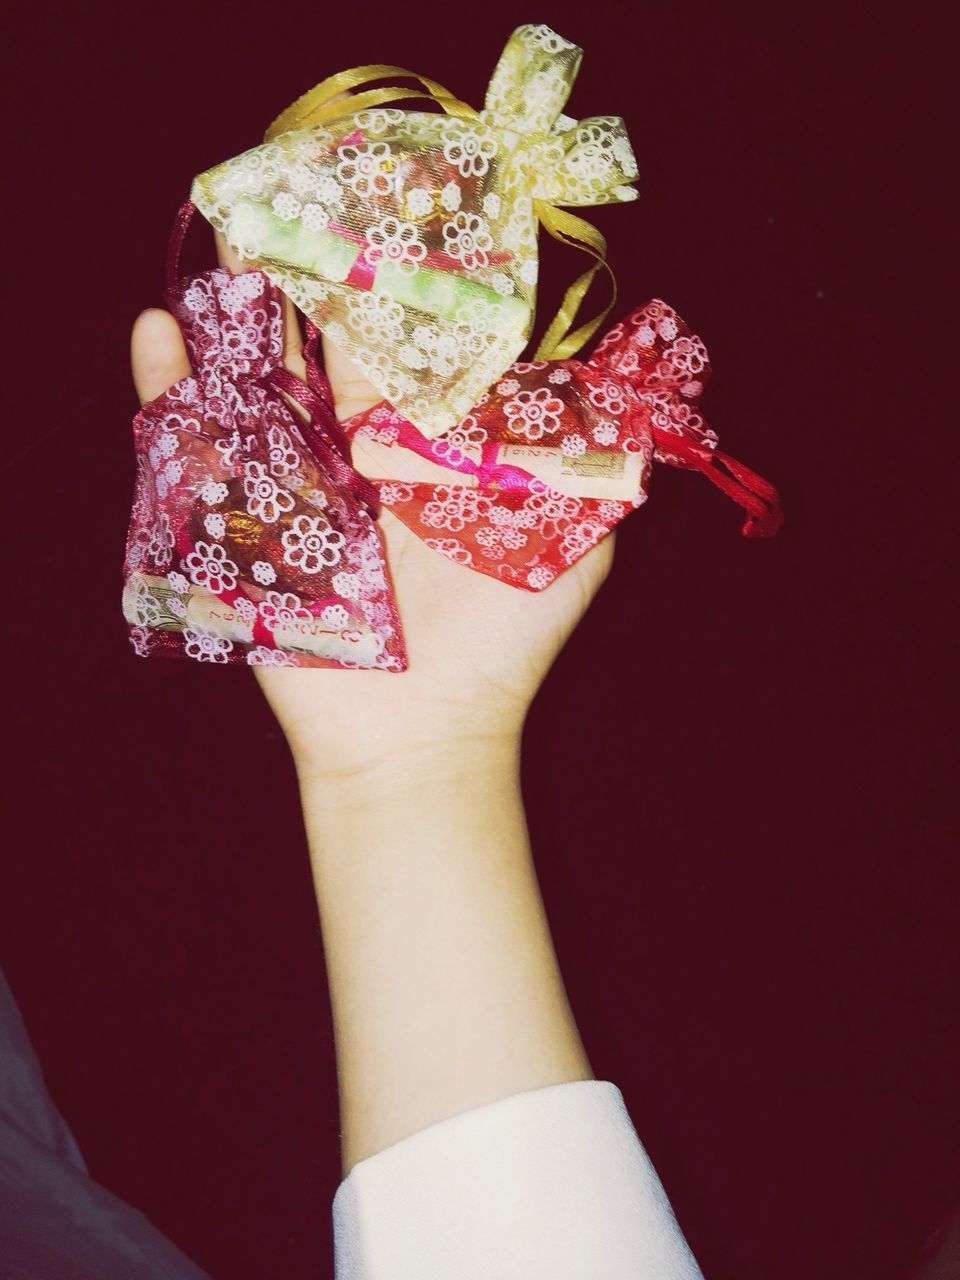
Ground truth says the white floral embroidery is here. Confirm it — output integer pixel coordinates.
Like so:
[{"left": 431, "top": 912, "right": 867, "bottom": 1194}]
[
  {"left": 214, "top": 435, "right": 240, "bottom": 468},
  {"left": 405, "top": 188, "right": 434, "bottom": 218},
  {"left": 587, "top": 380, "right": 628, "bottom": 415},
  {"left": 421, "top": 485, "right": 493, "bottom": 533},
  {"left": 184, "top": 626, "right": 234, "bottom": 663},
  {"left": 476, "top": 523, "right": 528, "bottom": 560},
  {"left": 364, "top": 216, "right": 427, "bottom": 275},
  {"left": 259, "top": 590, "right": 310, "bottom": 631},
  {"left": 442, "top": 212, "right": 493, "bottom": 271},
  {"left": 204, "top": 513, "right": 226, "bottom": 538},
  {"left": 483, "top": 192, "right": 503, "bottom": 219},
  {"left": 287, "top": 161, "right": 315, "bottom": 197},
  {"left": 519, "top": 487, "right": 582, "bottom": 539},
  {"left": 526, "top": 565, "right": 556, "bottom": 589},
  {"left": 593, "top": 421, "right": 619, "bottom": 445},
  {"left": 560, "top": 433, "right": 587, "bottom": 457},
  {"left": 332, "top": 571, "right": 361, "bottom": 599},
  {"left": 346, "top": 292, "right": 405, "bottom": 345},
  {"left": 517, "top": 259, "right": 538, "bottom": 286},
  {"left": 378, "top": 481, "right": 415, "bottom": 505},
  {"left": 200, "top": 480, "right": 229, "bottom": 505},
  {"left": 266, "top": 425, "right": 300, "bottom": 478},
  {"left": 353, "top": 348, "right": 416, "bottom": 403},
  {"left": 441, "top": 121, "right": 498, "bottom": 178},
  {"left": 517, "top": 23, "right": 577, "bottom": 55},
  {"left": 432, "top": 415, "right": 487, "bottom": 467},
  {"left": 243, "top": 462, "right": 295, "bottom": 524},
  {"left": 282, "top": 514, "right": 344, "bottom": 573},
  {"left": 352, "top": 107, "right": 404, "bottom": 135},
  {"left": 129, "top": 625, "right": 151, "bottom": 656},
  {"left": 454, "top": 298, "right": 504, "bottom": 340},
  {"left": 425, "top": 537, "right": 474, "bottom": 565},
  {"left": 336, "top": 143, "right": 393, "bottom": 198},
  {"left": 219, "top": 272, "right": 265, "bottom": 312},
  {"left": 560, "top": 518, "right": 607, "bottom": 564},
  {"left": 233, "top": 597, "right": 257, "bottom": 624},
  {"left": 321, "top": 603, "right": 350, "bottom": 629},
  {"left": 440, "top": 181, "right": 462, "bottom": 213},
  {"left": 598, "top": 499, "right": 627, "bottom": 522},
  {"left": 182, "top": 542, "right": 238, "bottom": 594},
  {"left": 251, "top": 560, "right": 276, "bottom": 585},
  {"left": 664, "top": 335, "right": 709, "bottom": 375},
  {"left": 246, "top": 645, "right": 297, "bottom": 666},
  {"left": 301, "top": 203, "right": 330, "bottom": 231},
  {"left": 408, "top": 325, "right": 466, "bottom": 379},
  {"left": 314, "top": 173, "right": 344, "bottom": 207},
  {"left": 272, "top": 191, "right": 301, "bottom": 221},
  {"left": 503, "top": 388, "right": 565, "bottom": 441},
  {"left": 129, "top": 578, "right": 163, "bottom": 627},
  {"left": 147, "top": 512, "right": 174, "bottom": 567}
]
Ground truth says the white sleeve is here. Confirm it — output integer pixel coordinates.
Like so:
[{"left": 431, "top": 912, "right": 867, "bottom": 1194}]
[{"left": 332, "top": 1079, "right": 705, "bottom": 1279}]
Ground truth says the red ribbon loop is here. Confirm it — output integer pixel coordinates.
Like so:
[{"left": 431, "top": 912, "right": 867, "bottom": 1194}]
[{"left": 650, "top": 427, "right": 783, "bottom": 538}]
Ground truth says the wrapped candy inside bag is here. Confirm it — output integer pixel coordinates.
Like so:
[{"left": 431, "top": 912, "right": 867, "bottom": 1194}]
[
  {"left": 343, "top": 299, "right": 781, "bottom": 590},
  {"left": 189, "top": 24, "right": 640, "bottom": 438},
  {"left": 122, "top": 24, "right": 782, "bottom": 669},
  {"left": 124, "top": 236, "right": 407, "bottom": 670}
]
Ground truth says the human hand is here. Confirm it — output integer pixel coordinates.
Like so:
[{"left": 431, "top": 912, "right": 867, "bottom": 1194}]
[{"left": 131, "top": 231, "right": 615, "bottom": 780}]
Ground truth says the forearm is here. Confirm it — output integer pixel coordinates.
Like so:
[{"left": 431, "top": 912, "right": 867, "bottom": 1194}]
[{"left": 295, "top": 732, "right": 594, "bottom": 1177}]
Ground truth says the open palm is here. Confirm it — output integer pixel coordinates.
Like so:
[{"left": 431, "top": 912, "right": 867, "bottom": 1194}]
[{"left": 131, "top": 230, "right": 614, "bottom": 767}]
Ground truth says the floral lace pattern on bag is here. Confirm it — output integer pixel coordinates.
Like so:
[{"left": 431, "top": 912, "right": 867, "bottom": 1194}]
[
  {"left": 189, "top": 24, "right": 639, "bottom": 438},
  {"left": 343, "top": 299, "right": 782, "bottom": 590},
  {"left": 123, "top": 267, "right": 405, "bottom": 668}
]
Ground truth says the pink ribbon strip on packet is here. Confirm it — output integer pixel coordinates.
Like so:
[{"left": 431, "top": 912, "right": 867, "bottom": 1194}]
[{"left": 341, "top": 299, "right": 782, "bottom": 591}]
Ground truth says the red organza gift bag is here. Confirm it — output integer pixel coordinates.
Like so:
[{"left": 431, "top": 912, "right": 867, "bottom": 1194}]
[
  {"left": 341, "top": 299, "right": 782, "bottom": 591},
  {"left": 122, "top": 206, "right": 406, "bottom": 669}
]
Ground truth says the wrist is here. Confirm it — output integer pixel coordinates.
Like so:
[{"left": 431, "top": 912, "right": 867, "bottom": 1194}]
[{"left": 293, "top": 720, "right": 522, "bottom": 799}]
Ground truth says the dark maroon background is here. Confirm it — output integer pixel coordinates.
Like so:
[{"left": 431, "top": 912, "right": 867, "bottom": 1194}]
[{"left": 3, "top": 2, "right": 956, "bottom": 1277}]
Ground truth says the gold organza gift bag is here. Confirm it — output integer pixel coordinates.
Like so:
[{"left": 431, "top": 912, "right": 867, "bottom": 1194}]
[{"left": 189, "top": 24, "right": 640, "bottom": 437}]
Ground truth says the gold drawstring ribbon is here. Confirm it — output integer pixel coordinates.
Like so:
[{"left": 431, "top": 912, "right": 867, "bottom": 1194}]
[{"left": 263, "top": 61, "right": 621, "bottom": 362}]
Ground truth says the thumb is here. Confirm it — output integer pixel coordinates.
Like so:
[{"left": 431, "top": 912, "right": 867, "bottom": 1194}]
[{"left": 131, "top": 308, "right": 190, "bottom": 405}]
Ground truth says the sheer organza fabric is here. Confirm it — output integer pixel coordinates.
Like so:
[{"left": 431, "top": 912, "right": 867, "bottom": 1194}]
[
  {"left": 343, "top": 297, "right": 781, "bottom": 592},
  {"left": 123, "top": 265, "right": 405, "bottom": 670},
  {"left": 190, "top": 24, "right": 639, "bottom": 437}
]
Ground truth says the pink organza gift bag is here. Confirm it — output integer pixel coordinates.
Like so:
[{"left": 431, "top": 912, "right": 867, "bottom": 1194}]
[{"left": 123, "top": 205, "right": 406, "bottom": 670}]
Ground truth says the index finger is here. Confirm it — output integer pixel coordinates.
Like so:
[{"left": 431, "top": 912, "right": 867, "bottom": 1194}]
[{"left": 213, "top": 228, "right": 306, "bottom": 381}]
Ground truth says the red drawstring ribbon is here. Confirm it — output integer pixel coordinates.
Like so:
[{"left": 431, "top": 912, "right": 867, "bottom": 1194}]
[{"left": 650, "top": 428, "right": 783, "bottom": 538}]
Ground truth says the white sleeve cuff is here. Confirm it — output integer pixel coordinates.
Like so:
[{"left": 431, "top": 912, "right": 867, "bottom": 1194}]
[{"left": 332, "top": 1078, "right": 705, "bottom": 1279}]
